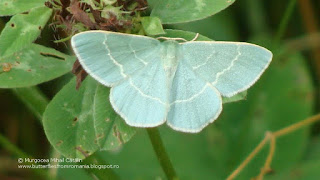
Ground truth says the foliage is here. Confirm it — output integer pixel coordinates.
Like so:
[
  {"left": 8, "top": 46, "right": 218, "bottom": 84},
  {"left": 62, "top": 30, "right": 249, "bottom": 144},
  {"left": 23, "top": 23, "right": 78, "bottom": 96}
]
[{"left": 43, "top": 77, "right": 136, "bottom": 159}]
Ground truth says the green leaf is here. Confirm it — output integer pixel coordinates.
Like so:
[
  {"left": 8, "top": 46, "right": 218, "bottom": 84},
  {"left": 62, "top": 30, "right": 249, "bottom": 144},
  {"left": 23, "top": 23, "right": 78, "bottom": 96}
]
[
  {"left": 0, "top": 0, "right": 47, "bottom": 16},
  {"left": 148, "top": 0, "right": 236, "bottom": 24},
  {"left": 0, "top": 6, "right": 52, "bottom": 56},
  {"left": 43, "top": 77, "right": 136, "bottom": 159},
  {"left": 222, "top": 91, "right": 247, "bottom": 103},
  {"left": 141, "top": 16, "right": 165, "bottom": 36},
  {"left": 168, "top": 9, "right": 239, "bottom": 41},
  {"left": 0, "top": 44, "right": 75, "bottom": 88}
]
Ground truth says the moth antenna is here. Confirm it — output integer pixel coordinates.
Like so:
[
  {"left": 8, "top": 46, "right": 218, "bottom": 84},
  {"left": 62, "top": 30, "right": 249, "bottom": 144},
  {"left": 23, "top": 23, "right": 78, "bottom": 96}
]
[
  {"left": 191, "top": 33, "right": 199, "bottom": 41},
  {"left": 156, "top": 36, "right": 188, "bottom": 42}
]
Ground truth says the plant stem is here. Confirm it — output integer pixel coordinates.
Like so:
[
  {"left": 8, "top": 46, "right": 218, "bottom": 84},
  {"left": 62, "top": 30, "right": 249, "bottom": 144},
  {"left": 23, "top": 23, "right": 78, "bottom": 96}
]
[
  {"left": 81, "top": 153, "right": 120, "bottom": 180},
  {"left": 11, "top": 87, "right": 49, "bottom": 123},
  {"left": 298, "top": 0, "right": 320, "bottom": 111},
  {"left": 147, "top": 128, "right": 178, "bottom": 180},
  {"left": 273, "top": 113, "right": 320, "bottom": 137},
  {"left": 0, "top": 133, "right": 48, "bottom": 179},
  {"left": 273, "top": 0, "right": 297, "bottom": 44},
  {"left": 0, "top": 133, "right": 29, "bottom": 159},
  {"left": 245, "top": 0, "right": 269, "bottom": 35}
]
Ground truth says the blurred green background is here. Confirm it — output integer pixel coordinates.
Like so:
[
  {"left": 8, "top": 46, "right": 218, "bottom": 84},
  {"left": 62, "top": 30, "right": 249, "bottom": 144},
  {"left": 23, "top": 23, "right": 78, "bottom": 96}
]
[{"left": 1, "top": 0, "right": 320, "bottom": 179}]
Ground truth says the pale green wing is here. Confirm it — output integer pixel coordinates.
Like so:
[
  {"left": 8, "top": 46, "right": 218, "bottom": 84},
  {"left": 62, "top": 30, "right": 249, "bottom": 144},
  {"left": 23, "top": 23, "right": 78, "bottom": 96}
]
[
  {"left": 181, "top": 42, "right": 272, "bottom": 97},
  {"left": 71, "top": 31, "right": 161, "bottom": 86},
  {"left": 110, "top": 56, "right": 168, "bottom": 127},
  {"left": 167, "top": 60, "right": 222, "bottom": 133}
]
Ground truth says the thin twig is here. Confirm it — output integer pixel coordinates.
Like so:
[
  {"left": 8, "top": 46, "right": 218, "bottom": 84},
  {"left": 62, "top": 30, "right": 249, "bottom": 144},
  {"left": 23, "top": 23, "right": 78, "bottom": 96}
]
[
  {"left": 256, "top": 133, "right": 276, "bottom": 180},
  {"left": 273, "top": 114, "right": 320, "bottom": 137},
  {"left": 226, "top": 133, "right": 270, "bottom": 180},
  {"left": 226, "top": 113, "right": 320, "bottom": 180}
]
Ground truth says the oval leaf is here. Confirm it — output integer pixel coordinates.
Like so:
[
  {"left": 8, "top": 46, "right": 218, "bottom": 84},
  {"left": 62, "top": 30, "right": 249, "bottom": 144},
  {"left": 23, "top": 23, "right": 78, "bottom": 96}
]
[
  {"left": 0, "top": 44, "right": 75, "bottom": 88},
  {"left": 0, "top": 0, "right": 47, "bottom": 16},
  {"left": 149, "top": 0, "right": 236, "bottom": 24},
  {"left": 0, "top": 6, "right": 52, "bottom": 56}
]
